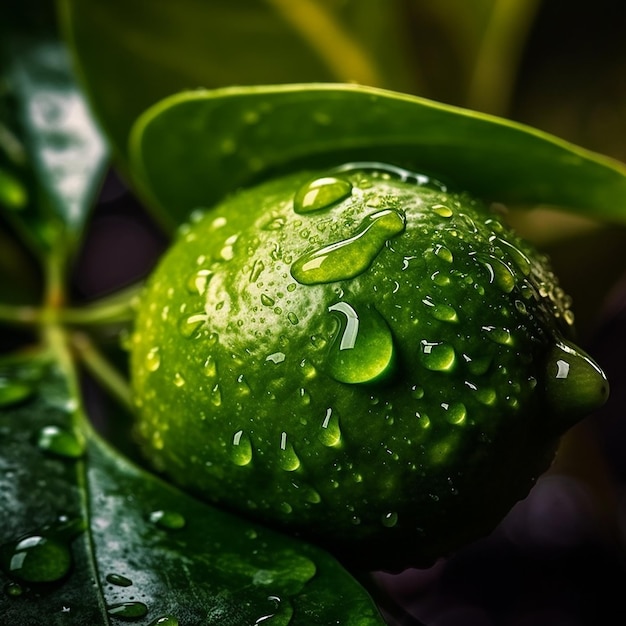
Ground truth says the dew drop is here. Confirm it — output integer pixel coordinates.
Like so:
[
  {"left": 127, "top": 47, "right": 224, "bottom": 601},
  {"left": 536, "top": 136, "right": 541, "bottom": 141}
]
[
  {"left": 0, "top": 378, "right": 34, "bottom": 407},
  {"left": 148, "top": 617, "right": 180, "bottom": 626},
  {"left": 293, "top": 176, "right": 353, "bottom": 214},
  {"left": 479, "top": 254, "right": 516, "bottom": 293},
  {"left": 211, "top": 383, "right": 222, "bottom": 406},
  {"left": 236, "top": 374, "right": 251, "bottom": 396},
  {"left": 326, "top": 302, "right": 395, "bottom": 384},
  {"left": 495, "top": 237, "right": 532, "bottom": 276},
  {"left": 278, "top": 432, "right": 301, "bottom": 471},
  {"left": 36, "top": 425, "right": 85, "bottom": 459},
  {"left": 203, "top": 355, "right": 217, "bottom": 378},
  {"left": 4, "top": 581, "right": 23, "bottom": 596},
  {"left": 291, "top": 209, "right": 405, "bottom": 284},
  {"left": 476, "top": 387, "right": 497, "bottom": 406},
  {"left": 543, "top": 339, "right": 609, "bottom": 423},
  {"left": 149, "top": 509, "right": 186, "bottom": 530},
  {"left": 186, "top": 269, "right": 213, "bottom": 295},
  {"left": 106, "top": 573, "right": 133, "bottom": 587},
  {"left": 266, "top": 352, "right": 286, "bottom": 364},
  {"left": 432, "top": 204, "right": 453, "bottom": 218},
  {"left": 107, "top": 601, "right": 149, "bottom": 620},
  {"left": 178, "top": 313, "right": 206, "bottom": 339},
  {"left": 442, "top": 402, "right": 467, "bottom": 425},
  {"left": 173, "top": 372, "right": 186, "bottom": 387},
  {"left": 434, "top": 244, "right": 453, "bottom": 263},
  {"left": 420, "top": 341, "right": 456, "bottom": 372},
  {"left": 482, "top": 326, "right": 514, "bottom": 346},
  {"left": 431, "top": 304, "right": 458, "bottom": 323},
  {"left": 146, "top": 347, "right": 161, "bottom": 372},
  {"left": 0, "top": 517, "right": 85, "bottom": 583},
  {"left": 319, "top": 408, "right": 342, "bottom": 447},
  {"left": 231, "top": 430, "right": 253, "bottom": 466},
  {"left": 381, "top": 511, "right": 399, "bottom": 528},
  {"left": 250, "top": 259, "right": 265, "bottom": 283}
]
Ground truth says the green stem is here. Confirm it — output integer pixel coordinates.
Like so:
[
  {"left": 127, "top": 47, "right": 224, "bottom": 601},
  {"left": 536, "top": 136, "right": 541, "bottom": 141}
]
[{"left": 70, "top": 331, "right": 134, "bottom": 413}]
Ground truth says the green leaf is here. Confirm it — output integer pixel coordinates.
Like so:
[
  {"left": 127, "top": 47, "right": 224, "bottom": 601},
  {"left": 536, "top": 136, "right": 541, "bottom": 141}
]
[
  {"left": 0, "top": 349, "right": 385, "bottom": 625},
  {"left": 129, "top": 83, "right": 626, "bottom": 229},
  {"left": 0, "top": 0, "right": 108, "bottom": 256},
  {"left": 59, "top": 0, "right": 417, "bottom": 163}
]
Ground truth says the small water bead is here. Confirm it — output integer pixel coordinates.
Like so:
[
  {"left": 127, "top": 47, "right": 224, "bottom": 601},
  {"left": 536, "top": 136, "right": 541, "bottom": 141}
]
[
  {"left": 36, "top": 425, "right": 85, "bottom": 459},
  {"left": 145, "top": 347, "right": 161, "bottom": 372},
  {"left": 411, "top": 385, "right": 425, "bottom": 399},
  {"left": 220, "top": 234, "right": 238, "bottom": 260},
  {"left": 287, "top": 312, "right": 299, "bottom": 325},
  {"left": 326, "top": 302, "right": 395, "bottom": 384},
  {"left": 278, "top": 432, "right": 301, "bottom": 471},
  {"left": 442, "top": 402, "right": 467, "bottom": 425},
  {"left": 434, "top": 244, "right": 453, "bottom": 263},
  {"left": 186, "top": 269, "right": 213, "bottom": 295},
  {"left": 476, "top": 387, "right": 497, "bottom": 406},
  {"left": 319, "top": 408, "right": 342, "bottom": 447},
  {"left": 149, "top": 509, "right": 186, "bottom": 530},
  {"left": 482, "top": 326, "right": 514, "bottom": 346},
  {"left": 231, "top": 430, "right": 253, "bottom": 466},
  {"left": 494, "top": 236, "right": 532, "bottom": 276},
  {"left": 431, "top": 271, "right": 451, "bottom": 287},
  {"left": 291, "top": 209, "right": 405, "bottom": 285},
  {"left": 420, "top": 341, "right": 456, "bottom": 372},
  {"left": 106, "top": 573, "right": 133, "bottom": 587},
  {"left": 107, "top": 601, "right": 148, "bottom": 620},
  {"left": 211, "top": 384, "right": 222, "bottom": 406},
  {"left": 431, "top": 304, "right": 458, "bottom": 323},
  {"left": 293, "top": 176, "right": 353, "bottom": 214},
  {"left": 173, "top": 372, "right": 186, "bottom": 387},
  {"left": 236, "top": 374, "right": 251, "bottom": 396},
  {"left": 4, "top": 581, "right": 23, "bottom": 596},
  {"left": 381, "top": 512, "right": 399, "bottom": 528},
  {"left": 261, "top": 294, "right": 275, "bottom": 307},
  {"left": 148, "top": 617, "right": 179, "bottom": 626},
  {"left": 203, "top": 355, "right": 218, "bottom": 378},
  {"left": 266, "top": 352, "right": 286, "bottom": 364}
]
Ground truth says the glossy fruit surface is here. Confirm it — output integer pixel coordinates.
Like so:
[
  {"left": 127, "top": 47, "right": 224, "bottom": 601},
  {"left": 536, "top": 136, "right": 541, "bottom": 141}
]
[{"left": 130, "top": 163, "right": 608, "bottom": 570}]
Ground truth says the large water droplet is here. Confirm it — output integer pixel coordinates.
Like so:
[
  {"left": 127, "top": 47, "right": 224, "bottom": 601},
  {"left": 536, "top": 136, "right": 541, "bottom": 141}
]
[
  {"left": 0, "top": 517, "right": 85, "bottom": 583},
  {"left": 293, "top": 176, "right": 353, "bottom": 214},
  {"left": 442, "top": 402, "right": 467, "bottom": 425},
  {"left": 107, "top": 601, "right": 149, "bottom": 620},
  {"left": 543, "top": 339, "right": 609, "bottom": 424},
  {"left": 319, "top": 408, "right": 342, "bottom": 447},
  {"left": 291, "top": 209, "right": 405, "bottom": 284},
  {"left": 36, "top": 425, "right": 85, "bottom": 459},
  {"left": 420, "top": 341, "right": 456, "bottom": 372},
  {"left": 278, "top": 432, "right": 301, "bottom": 471},
  {"left": 495, "top": 237, "right": 532, "bottom": 276},
  {"left": 326, "top": 302, "right": 395, "bottom": 384},
  {"left": 232, "top": 430, "right": 253, "bottom": 466}
]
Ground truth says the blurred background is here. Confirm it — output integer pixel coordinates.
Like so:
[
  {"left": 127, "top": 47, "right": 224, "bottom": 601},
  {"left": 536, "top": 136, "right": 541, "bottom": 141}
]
[{"left": 3, "top": 0, "right": 626, "bottom": 624}]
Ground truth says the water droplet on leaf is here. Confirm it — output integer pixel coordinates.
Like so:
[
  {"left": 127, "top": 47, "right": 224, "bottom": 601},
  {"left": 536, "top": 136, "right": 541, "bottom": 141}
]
[
  {"left": 107, "top": 601, "right": 148, "bottom": 620},
  {"left": 36, "top": 425, "right": 85, "bottom": 459},
  {"left": 278, "top": 432, "right": 301, "bottom": 471},
  {"left": 146, "top": 347, "right": 161, "bottom": 372},
  {"left": 106, "top": 573, "right": 133, "bottom": 587},
  {"left": 319, "top": 408, "right": 341, "bottom": 446},
  {"left": 232, "top": 430, "right": 253, "bottom": 466},
  {"left": 420, "top": 341, "right": 456, "bottom": 372},
  {"left": 0, "top": 378, "right": 34, "bottom": 407},
  {"left": 149, "top": 510, "right": 186, "bottom": 530}
]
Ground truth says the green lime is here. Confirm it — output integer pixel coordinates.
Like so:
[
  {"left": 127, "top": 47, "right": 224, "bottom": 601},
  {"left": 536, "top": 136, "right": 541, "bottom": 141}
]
[{"left": 130, "top": 163, "right": 608, "bottom": 570}]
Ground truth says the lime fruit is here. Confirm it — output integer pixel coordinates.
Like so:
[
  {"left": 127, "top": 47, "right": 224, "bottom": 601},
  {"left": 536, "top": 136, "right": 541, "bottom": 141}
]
[{"left": 130, "top": 163, "right": 608, "bottom": 571}]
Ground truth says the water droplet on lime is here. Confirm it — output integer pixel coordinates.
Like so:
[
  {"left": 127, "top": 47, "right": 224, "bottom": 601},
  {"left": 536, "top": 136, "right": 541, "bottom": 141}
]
[
  {"left": 431, "top": 304, "right": 458, "bottom": 323},
  {"left": 293, "top": 176, "right": 353, "bottom": 214},
  {"left": 186, "top": 269, "right": 213, "bottom": 295},
  {"left": 326, "top": 302, "right": 395, "bottom": 384},
  {"left": 420, "top": 341, "right": 456, "bottom": 372},
  {"left": 442, "top": 402, "right": 467, "bottom": 425},
  {"left": 432, "top": 204, "right": 453, "bottom": 218},
  {"left": 319, "top": 408, "right": 341, "bottom": 447},
  {"left": 381, "top": 511, "right": 399, "bottom": 528},
  {"left": 482, "top": 326, "right": 514, "bottom": 346},
  {"left": 178, "top": 313, "right": 206, "bottom": 339},
  {"left": 278, "top": 432, "right": 301, "bottom": 471},
  {"left": 479, "top": 254, "right": 516, "bottom": 293},
  {"left": 146, "top": 347, "right": 161, "bottom": 372},
  {"left": 0, "top": 379, "right": 34, "bottom": 407},
  {"left": 249, "top": 259, "right": 265, "bottom": 283},
  {"left": 291, "top": 209, "right": 405, "bottom": 284},
  {"left": 232, "top": 430, "right": 253, "bottom": 466}
]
